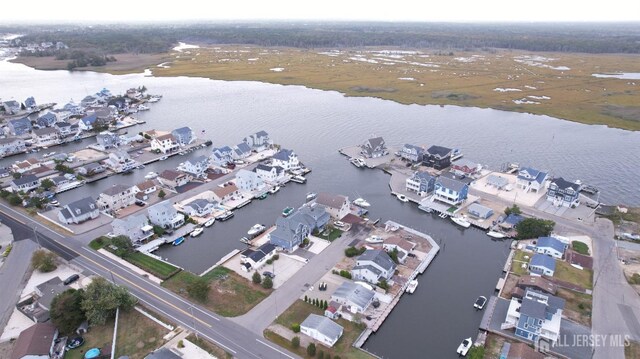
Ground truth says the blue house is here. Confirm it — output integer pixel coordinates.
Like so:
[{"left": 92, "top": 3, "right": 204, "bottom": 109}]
[
  {"left": 79, "top": 113, "right": 99, "bottom": 131},
  {"left": 505, "top": 289, "right": 565, "bottom": 344},
  {"left": 24, "top": 96, "right": 36, "bottom": 109},
  {"left": 528, "top": 253, "right": 556, "bottom": 276},
  {"left": 516, "top": 167, "right": 549, "bottom": 193},
  {"left": 467, "top": 203, "right": 494, "bottom": 219},
  {"left": 8, "top": 117, "right": 32, "bottom": 136},
  {"left": 534, "top": 237, "right": 567, "bottom": 259},
  {"left": 171, "top": 127, "right": 195, "bottom": 145},
  {"left": 546, "top": 177, "right": 581, "bottom": 208},
  {"left": 36, "top": 112, "right": 57, "bottom": 128},
  {"left": 500, "top": 214, "right": 524, "bottom": 230},
  {"left": 210, "top": 146, "right": 234, "bottom": 166},
  {"left": 269, "top": 205, "right": 329, "bottom": 251},
  {"left": 232, "top": 142, "right": 252, "bottom": 160},
  {"left": 405, "top": 171, "right": 436, "bottom": 195},
  {"left": 400, "top": 144, "right": 424, "bottom": 162},
  {"left": 433, "top": 176, "right": 469, "bottom": 205}
]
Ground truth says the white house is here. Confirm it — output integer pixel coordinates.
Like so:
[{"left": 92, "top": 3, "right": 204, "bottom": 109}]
[
  {"left": 235, "top": 169, "right": 265, "bottom": 192},
  {"left": 534, "top": 237, "right": 567, "bottom": 259},
  {"left": 351, "top": 249, "right": 397, "bottom": 284},
  {"left": 32, "top": 127, "right": 61, "bottom": 147},
  {"left": 210, "top": 146, "right": 234, "bottom": 166},
  {"left": 151, "top": 134, "right": 179, "bottom": 154},
  {"left": 158, "top": 170, "right": 191, "bottom": 190},
  {"left": 11, "top": 174, "right": 40, "bottom": 192},
  {"left": 177, "top": 155, "right": 209, "bottom": 178},
  {"left": 255, "top": 164, "right": 286, "bottom": 183},
  {"left": 405, "top": 171, "right": 436, "bottom": 196},
  {"left": 58, "top": 197, "right": 100, "bottom": 224},
  {"left": 0, "top": 137, "right": 26, "bottom": 157},
  {"left": 516, "top": 167, "right": 549, "bottom": 193},
  {"left": 240, "top": 243, "right": 277, "bottom": 272},
  {"left": 330, "top": 281, "right": 376, "bottom": 314},
  {"left": 103, "top": 151, "right": 138, "bottom": 173},
  {"left": 382, "top": 236, "right": 416, "bottom": 264},
  {"left": 528, "top": 254, "right": 556, "bottom": 276},
  {"left": 95, "top": 131, "right": 121, "bottom": 150},
  {"left": 300, "top": 314, "right": 344, "bottom": 348},
  {"left": 134, "top": 180, "right": 157, "bottom": 195},
  {"left": 212, "top": 184, "right": 239, "bottom": 204},
  {"left": 148, "top": 201, "right": 185, "bottom": 229},
  {"left": 400, "top": 144, "right": 424, "bottom": 162},
  {"left": 271, "top": 149, "right": 300, "bottom": 171},
  {"left": 111, "top": 213, "right": 154, "bottom": 243},
  {"left": 97, "top": 184, "right": 136, "bottom": 212},
  {"left": 232, "top": 142, "right": 252, "bottom": 160},
  {"left": 182, "top": 198, "right": 217, "bottom": 217},
  {"left": 361, "top": 137, "right": 387, "bottom": 158},
  {"left": 171, "top": 127, "right": 195, "bottom": 145},
  {"left": 504, "top": 289, "right": 565, "bottom": 344},
  {"left": 314, "top": 193, "right": 350, "bottom": 220},
  {"left": 433, "top": 176, "right": 469, "bottom": 206},
  {"left": 12, "top": 158, "right": 41, "bottom": 174},
  {"left": 243, "top": 130, "right": 271, "bottom": 151}
]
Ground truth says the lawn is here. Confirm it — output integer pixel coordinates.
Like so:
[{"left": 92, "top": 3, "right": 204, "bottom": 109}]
[
  {"left": 162, "top": 267, "right": 271, "bottom": 317},
  {"left": 554, "top": 261, "right": 594, "bottom": 290},
  {"left": 483, "top": 334, "right": 507, "bottom": 358},
  {"left": 186, "top": 334, "right": 233, "bottom": 359},
  {"left": 268, "top": 300, "right": 371, "bottom": 359},
  {"left": 556, "top": 288, "right": 592, "bottom": 326},
  {"left": 316, "top": 227, "right": 342, "bottom": 242},
  {"left": 511, "top": 250, "right": 531, "bottom": 276},
  {"left": 626, "top": 341, "right": 640, "bottom": 359},
  {"left": 572, "top": 241, "right": 590, "bottom": 255}
]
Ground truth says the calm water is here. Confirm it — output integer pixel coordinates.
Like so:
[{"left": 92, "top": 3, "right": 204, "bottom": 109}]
[{"left": 1, "top": 58, "right": 638, "bottom": 358}]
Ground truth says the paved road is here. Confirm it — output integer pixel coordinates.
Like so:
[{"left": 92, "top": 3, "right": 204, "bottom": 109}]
[
  {"left": 0, "top": 237, "right": 37, "bottom": 334},
  {"left": 0, "top": 204, "right": 299, "bottom": 359}
]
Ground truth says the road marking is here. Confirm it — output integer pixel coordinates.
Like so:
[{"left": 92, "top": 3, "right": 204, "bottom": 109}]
[{"left": 257, "top": 339, "right": 296, "bottom": 359}]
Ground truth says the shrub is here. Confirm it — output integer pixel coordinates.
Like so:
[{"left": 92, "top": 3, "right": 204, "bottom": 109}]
[
  {"left": 158, "top": 189, "right": 166, "bottom": 198},
  {"left": 291, "top": 336, "right": 300, "bottom": 348},
  {"left": 339, "top": 270, "right": 352, "bottom": 279},
  {"left": 291, "top": 323, "right": 301, "bottom": 333},
  {"left": 273, "top": 254, "right": 280, "bottom": 260},
  {"left": 307, "top": 343, "right": 316, "bottom": 357},
  {"left": 505, "top": 204, "right": 522, "bottom": 216},
  {"left": 266, "top": 259, "right": 273, "bottom": 265},
  {"left": 252, "top": 271, "right": 262, "bottom": 284},
  {"left": 32, "top": 249, "right": 57, "bottom": 272},
  {"left": 177, "top": 340, "right": 185, "bottom": 348},
  {"left": 345, "top": 246, "right": 365, "bottom": 257},
  {"left": 262, "top": 276, "right": 273, "bottom": 289},
  {"left": 377, "top": 279, "right": 390, "bottom": 291}
]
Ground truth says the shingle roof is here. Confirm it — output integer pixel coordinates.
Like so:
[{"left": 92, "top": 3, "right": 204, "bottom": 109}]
[
  {"left": 315, "top": 193, "right": 347, "bottom": 210},
  {"left": 436, "top": 176, "right": 468, "bottom": 193},
  {"left": 236, "top": 142, "right": 251, "bottom": 153},
  {"left": 530, "top": 253, "right": 556, "bottom": 271},
  {"left": 402, "top": 144, "right": 423, "bottom": 154},
  {"left": 102, "top": 184, "right": 132, "bottom": 196},
  {"left": 504, "top": 214, "right": 524, "bottom": 225},
  {"left": 136, "top": 180, "right": 156, "bottom": 191},
  {"left": 213, "top": 184, "right": 238, "bottom": 198},
  {"left": 273, "top": 149, "right": 294, "bottom": 161},
  {"left": 519, "top": 297, "right": 547, "bottom": 319},
  {"left": 467, "top": 203, "right": 493, "bottom": 217},
  {"left": 551, "top": 177, "right": 581, "bottom": 191},
  {"left": 332, "top": 282, "right": 375, "bottom": 310},
  {"left": 12, "top": 174, "right": 39, "bottom": 186},
  {"left": 33, "top": 127, "right": 59, "bottom": 136},
  {"left": 518, "top": 167, "right": 548, "bottom": 184},
  {"left": 10, "top": 322, "right": 57, "bottom": 359},
  {"left": 185, "top": 198, "right": 211, "bottom": 210},
  {"left": 160, "top": 169, "right": 185, "bottom": 181},
  {"left": 452, "top": 158, "right": 479, "bottom": 169},
  {"left": 487, "top": 174, "right": 509, "bottom": 188},
  {"left": 301, "top": 314, "right": 343, "bottom": 342},
  {"left": 357, "top": 249, "right": 396, "bottom": 272},
  {"left": 64, "top": 196, "right": 97, "bottom": 216},
  {"left": 411, "top": 171, "right": 435, "bottom": 182},
  {"left": 426, "top": 145, "right": 452, "bottom": 158},
  {"left": 536, "top": 237, "right": 566, "bottom": 254}
]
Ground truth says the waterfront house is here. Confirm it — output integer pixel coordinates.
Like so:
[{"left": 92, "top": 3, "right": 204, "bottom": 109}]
[
  {"left": 96, "top": 131, "right": 121, "bottom": 150},
  {"left": 255, "top": 164, "right": 286, "bottom": 183},
  {"left": 62, "top": 101, "right": 82, "bottom": 115},
  {"left": 78, "top": 113, "right": 99, "bottom": 131},
  {"left": 235, "top": 169, "right": 266, "bottom": 192},
  {"left": 528, "top": 254, "right": 556, "bottom": 276},
  {"left": 330, "top": 281, "right": 376, "bottom": 314},
  {"left": 298, "top": 204, "right": 331, "bottom": 233},
  {"left": 271, "top": 148, "right": 300, "bottom": 171},
  {"left": 232, "top": 142, "right": 252, "bottom": 160},
  {"left": 360, "top": 137, "right": 387, "bottom": 158},
  {"left": 32, "top": 127, "right": 61, "bottom": 147},
  {"left": 467, "top": 203, "right": 494, "bottom": 219},
  {"left": 352, "top": 249, "right": 396, "bottom": 284},
  {"left": 10, "top": 322, "right": 59, "bottom": 359},
  {"left": 423, "top": 145, "right": 452, "bottom": 170},
  {"left": 243, "top": 130, "right": 271, "bottom": 151},
  {"left": 240, "top": 242, "right": 277, "bottom": 272},
  {"left": 433, "top": 176, "right": 469, "bottom": 206},
  {"left": 36, "top": 112, "right": 57, "bottom": 128},
  {"left": 182, "top": 198, "right": 217, "bottom": 217},
  {"left": 148, "top": 201, "right": 185, "bottom": 229},
  {"left": 0, "top": 137, "right": 26, "bottom": 157},
  {"left": 2, "top": 100, "right": 21, "bottom": 115},
  {"left": 171, "top": 127, "right": 195, "bottom": 145},
  {"left": 210, "top": 146, "right": 234, "bottom": 166},
  {"left": 97, "top": 184, "right": 136, "bottom": 212},
  {"left": 534, "top": 237, "right": 567, "bottom": 259},
  {"left": 269, "top": 214, "right": 310, "bottom": 252},
  {"left": 516, "top": 167, "right": 549, "bottom": 193},
  {"left": 12, "top": 158, "right": 41, "bottom": 174},
  {"left": 58, "top": 197, "right": 99, "bottom": 225},
  {"left": 111, "top": 213, "right": 154, "bottom": 243},
  {"left": 11, "top": 174, "right": 40, "bottom": 192},
  {"left": 500, "top": 214, "right": 525, "bottom": 230},
  {"left": 212, "top": 184, "right": 239, "bottom": 204},
  {"left": 177, "top": 155, "right": 209, "bottom": 178},
  {"left": 107, "top": 97, "right": 127, "bottom": 110},
  {"left": 134, "top": 180, "right": 157, "bottom": 195},
  {"left": 8, "top": 117, "right": 32, "bottom": 136},
  {"left": 104, "top": 151, "right": 138, "bottom": 173},
  {"left": 77, "top": 162, "right": 105, "bottom": 177},
  {"left": 546, "top": 177, "right": 581, "bottom": 207},
  {"left": 151, "top": 133, "right": 179, "bottom": 154},
  {"left": 54, "top": 121, "right": 73, "bottom": 137},
  {"left": 486, "top": 174, "right": 511, "bottom": 190},
  {"left": 382, "top": 236, "right": 416, "bottom": 264},
  {"left": 405, "top": 171, "right": 436, "bottom": 196},
  {"left": 516, "top": 275, "right": 558, "bottom": 296},
  {"left": 504, "top": 289, "right": 565, "bottom": 344},
  {"left": 451, "top": 158, "right": 481, "bottom": 177},
  {"left": 300, "top": 314, "right": 344, "bottom": 348},
  {"left": 400, "top": 144, "right": 424, "bottom": 163},
  {"left": 158, "top": 169, "right": 191, "bottom": 191},
  {"left": 0, "top": 168, "right": 9, "bottom": 178},
  {"left": 314, "top": 193, "right": 350, "bottom": 220},
  {"left": 81, "top": 95, "right": 98, "bottom": 108},
  {"left": 23, "top": 96, "right": 36, "bottom": 110}
]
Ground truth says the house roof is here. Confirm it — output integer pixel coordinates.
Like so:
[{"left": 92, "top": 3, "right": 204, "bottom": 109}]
[
  {"left": 487, "top": 174, "right": 509, "bottom": 188},
  {"left": 136, "top": 180, "right": 156, "bottom": 191},
  {"left": 301, "top": 314, "right": 343, "bottom": 342},
  {"left": 298, "top": 205, "right": 330, "bottom": 225},
  {"left": 410, "top": 171, "right": 435, "bottom": 182},
  {"left": 56, "top": 121, "right": 71, "bottom": 128},
  {"left": 236, "top": 142, "right": 251, "bottom": 153},
  {"left": 12, "top": 174, "right": 39, "bottom": 186},
  {"left": 112, "top": 213, "right": 148, "bottom": 232},
  {"left": 0, "top": 137, "right": 22, "bottom": 144},
  {"left": 64, "top": 197, "right": 97, "bottom": 217},
  {"left": 156, "top": 133, "right": 176, "bottom": 142},
  {"left": 519, "top": 297, "right": 547, "bottom": 319},
  {"left": 33, "top": 127, "right": 59, "bottom": 136},
  {"left": 10, "top": 322, "right": 57, "bottom": 359},
  {"left": 517, "top": 275, "right": 557, "bottom": 294},
  {"left": 185, "top": 198, "right": 212, "bottom": 211},
  {"left": 452, "top": 158, "right": 479, "bottom": 169},
  {"left": 160, "top": 169, "right": 186, "bottom": 181},
  {"left": 213, "top": 183, "right": 238, "bottom": 198},
  {"left": 518, "top": 167, "right": 548, "bottom": 184},
  {"left": 273, "top": 148, "right": 294, "bottom": 161},
  {"left": 551, "top": 177, "right": 581, "bottom": 191},
  {"left": 35, "top": 276, "right": 66, "bottom": 309},
  {"left": 524, "top": 289, "right": 565, "bottom": 313},
  {"left": 9, "top": 117, "right": 31, "bottom": 126},
  {"left": 102, "top": 184, "right": 132, "bottom": 196},
  {"left": 467, "top": 203, "right": 493, "bottom": 217},
  {"left": 81, "top": 113, "right": 98, "bottom": 125},
  {"left": 332, "top": 281, "right": 375, "bottom": 310},
  {"left": 426, "top": 145, "right": 452, "bottom": 158},
  {"left": 172, "top": 126, "right": 192, "bottom": 136},
  {"left": 256, "top": 164, "right": 277, "bottom": 173},
  {"left": 402, "top": 144, "right": 424, "bottom": 154},
  {"left": 357, "top": 249, "right": 396, "bottom": 272},
  {"left": 384, "top": 236, "right": 415, "bottom": 252},
  {"left": 504, "top": 214, "right": 524, "bottom": 226},
  {"left": 536, "top": 237, "right": 566, "bottom": 254},
  {"left": 270, "top": 214, "right": 308, "bottom": 246},
  {"left": 315, "top": 192, "right": 347, "bottom": 210},
  {"left": 245, "top": 242, "right": 277, "bottom": 263},
  {"left": 148, "top": 201, "right": 178, "bottom": 216},
  {"left": 530, "top": 253, "right": 556, "bottom": 271},
  {"left": 38, "top": 112, "right": 57, "bottom": 123},
  {"left": 436, "top": 176, "right": 468, "bottom": 193},
  {"left": 565, "top": 249, "right": 593, "bottom": 269},
  {"left": 145, "top": 348, "right": 182, "bottom": 359},
  {"left": 365, "top": 137, "right": 385, "bottom": 150},
  {"left": 187, "top": 155, "right": 209, "bottom": 166}
]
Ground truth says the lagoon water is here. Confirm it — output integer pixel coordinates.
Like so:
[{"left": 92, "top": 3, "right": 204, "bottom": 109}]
[{"left": 2, "top": 58, "right": 639, "bottom": 358}]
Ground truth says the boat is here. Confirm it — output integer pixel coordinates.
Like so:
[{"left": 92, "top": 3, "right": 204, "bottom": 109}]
[
  {"left": 486, "top": 230, "right": 506, "bottom": 239},
  {"left": 204, "top": 218, "right": 215, "bottom": 227},
  {"left": 148, "top": 96, "right": 161, "bottom": 103},
  {"left": 254, "top": 193, "right": 268, "bottom": 200},
  {"left": 306, "top": 192, "right": 317, "bottom": 201},
  {"left": 248, "top": 224, "right": 266, "bottom": 236},
  {"left": 239, "top": 237, "right": 251, "bottom": 244},
  {"left": 269, "top": 186, "right": 280, "bottom": 194},
  {"left": 349, "top": 157, "right": 366, "bottom": 168},
  {"left": 216, "top": 210, "right": 234, "bottom": 221},
  {"left": 581, "top": 184, "right": 599, "bottom": 195},
  {"left": 49, "top": 200, "right": 60, "bottom": 207},
  {"left": 290, "top": 175, "right": 306, "bottom": 184},
  {"left": 396, "top": 194, "right": 409, "bottom": 203},
  {"left": 451, "top": 216, "right": 471, "bottom": 228},
  {"left": 474, "top": 296, "right": 487, "bottom": 310},
  {"left": 145, "top": 172, "right": 158, "bottom": 179},
  {"left": 137, "top": 164, "right": 145, "bottom": 169},
  {"left": 282, "top": 206, "right": 294, "bottom": 217},
  {"left": 456, "top": 338, "right": 472, "bottom": 356},
  {"left": 451, "top": 148, "right": 463, "bottom": 161},
  {"left": 353, "top": 198, "right": 371, "bottom": 208},
  {"left": 159, "top": 156, "right": 168, "bottom": 161},
  {"left": 365, "top": 235, "right": 383, "bottom": 244},
  {"left": 138, "top": 104, "right": 150, "bottom": 111},
  {"left": 172, "top": 236, "right": 185, "bottom": 246},
  {"left": 406, "top": 279, "right": 419, "bottom": 294},
  {"left": 84, "top": 348, "right": 101, "bottom": 359},
  {"left": 190, "top": 227, "right": 204, "bottom": 237}
]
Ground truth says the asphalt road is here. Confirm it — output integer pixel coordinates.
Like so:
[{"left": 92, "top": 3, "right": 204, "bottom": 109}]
[{"left": 0, "top": 237, "right": 37, "bottom": 334}]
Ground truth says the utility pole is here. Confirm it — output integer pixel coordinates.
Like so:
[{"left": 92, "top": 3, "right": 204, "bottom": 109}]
[
  {"left": 190, "top": 305, "right": 198, "bottom": 340},
  {"left": 33, "top": 226, "right": 41, "bottom": 247}
]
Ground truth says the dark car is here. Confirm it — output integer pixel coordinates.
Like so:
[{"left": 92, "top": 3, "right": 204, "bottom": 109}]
[
  {"left": 63, "top": 274, "right": 80, "bottom": 285},
  {"left": 135, "top": 200, "right": 146, "bottom": 207},
  {"left": 262, "top": 271, "right": 275, "bottom": 279},
  {"left": 66, "top": 336, "right": 85, "bottom": 350}
]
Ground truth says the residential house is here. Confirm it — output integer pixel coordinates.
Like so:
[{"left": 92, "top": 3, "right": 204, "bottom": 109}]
[
  {"left": 8, "top": 117, "right": 32, "bottom": 136},
  {"left": 177, "top": 155, "right": 209, "bottom": 178},
  {"left": 405, "top": 171, "right": 436, "bottom": 196},
  {"left": 467, "top": 203, "right": 494, "bottom": 219},
  {"left": 529, "top": 254, "right": 556, "bottom": 276},
  {"left": 547, "top": 177, "right": 581, "bottom": 207},
  {"left": 78, "top": 113, "right": 99, "bottom": 131},
  {"left": 158, "top": 170, "right": 191, "bottom": 190},
  {"left": 486, "top": 174, "right": 511, "bottom": 190},
  {"left": 255, "top": 164, "right": 286, "bottom": 183},
  {"left": 232, "top": 142, "right": 252, "bottom": 160},
  {"left": 10, "top": 322, "right": 58, "bottom": 359},
  {"left": 451, "top": 158, "right": 481, "bottom": 177},
  {"left": 34, "top": 277, "right": 67, "bottom": 311},
  {"left": 36, "top": 112, "right": 57, "bottom": 128},
  {"left": 0, "top": 168, "right": 9, "bottom": 178},
  {"left": 400, "top": 144, "right": 424, "bottom": 162},
  {"left": 300, "top": 314, "right": 344, "bottom": 348},
  {"left": 382, "top": 236, "right": 416, "bottom": 263},
  {"left": 171, "top": 127, "right": 195, "bottom": 145},
  {"left": 62, "top": 101, "right": 82, "bottom": 115},
  {"left": 423, "top": 145, "right": 452, "bottom": 170},
  {"left": 151, "top": 133, "right": 179, "bottom": 154},
  {"left": 0, "top": 137, "right": 26, "bottom": 157},
  {"left": 148, "top": 201, "right": 185, "bottom": 229},
  {"left": 516, "top": 167, "right": 549, "bottom": 193},
  {"left": 104, "top": 151, "right": 138, "bottom": 173},
  {"left": 360, "top": 137, "right": 387, "bottom": 158},
  {"left": 271, "top": 149, "right": 300, "bottom": 171},
  {"left": 212, "top": 184, "right": 239, "bottom": 204},
  {"left": 240, "top": 243, "right": 277, "bottom": 272},
  {"left": 58, "top": 197, "right": 100, "bottom": 224},
  {"left": 135, "top": 180, "right": 157, "bottom": 196},
  {"left": 182, "top": 198, "right": 217, "bottom": 217},
  {"left": 534, "top": 237, "right": 567, "bottom": 259},
  {"left": 433, "top": 176, "right": 469, "bottom": 206},
  {"left": 77, "top": 162, "right": 105, "bottom": 177},
  {"left": 2, "top": 100, "right": 21, "bottom": 115},
  {"left": 11, "top": 174, "right": 40, "bottom": 192},
  {"left": 269, "top": 213, "right": 310, "bottom": 252},
  {"left": 352, "top": 249, "right": 397, "bottom": 284},
  {"left": 111, "top": 213, "right": 154, "bottom": 243},
  {"left": 54, "top": 121, "right": 73, "bottom": 137},
  {"left": 243, "top": 130, "right": 271, "bottom": 151},
  {"left": 12, "top": 158, "right": 41, "bottom": 174},
  {"left": 298, "top": 204, "right": 331, "bottom": 233},
  {"left": 107, "top": 97, "right": 127, "bottom": 110},
  {"left": 516, "top": 275, "right": 558, "bottom": 296},
  {"left": 504, "top": 289, "right": 565, "bottom": 344},
  {"left": 500, "top": 214, "right": 525, "bottom": 230},
  {"left": 210, "top": 146, "right": 234, "bottom": 166},
  {"left": 330, "top": 281, "right": 376, "bottom": 314},
  {"left": 97, "top": 184, "right": 136, "bottom": 212},
  {"left": 80, "top": 95, "right": 98, "bottom": 108},
  {"left": 96, "top": 131, "right": 121, "bottom": 150},
  {"left": 314, "top": 192, "right": 350, "bottom": 220},
  {"left": 32, "top": 127, "right": 60, "bottom": 147},
  {"left": 235, "top": 169, "right": 265, "bottom": 192},
  {"left": 23, "top": 96, "right": 36, "bottom": 110}
]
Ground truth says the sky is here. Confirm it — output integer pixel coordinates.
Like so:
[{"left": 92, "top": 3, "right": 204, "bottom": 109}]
[{"left": 1, "top": 0, "right": 639, "bottom": 23}]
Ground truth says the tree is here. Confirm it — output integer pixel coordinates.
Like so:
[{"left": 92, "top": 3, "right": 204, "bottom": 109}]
[
  {"left": 262, "top": 276, "right": 273, "bottom": 289},
  {"left": 8, "top": 194, "right": 22, "bottom": 206},
  {"left": 291, "top": 323, "right": 300, "bottom": 333},
  {"left": 81, "top": 277, "right": 137, "bottom": 326},
  {"left": 318, "top": 351, "right": 324, "bottom": 359},
  {"left": 110, "top": 236, "right": 133, "bottom": 258},
  {"left": 31, "top": 249, "right": 57, "bottom": 272},
  {"left": 515, "top": 218, "right": 555, "bottom": 240},
  {"left": 307, "top": 343, "right": 316, "bottom": 357},
  {"left": 55, "top": 163, "right": 74, "bottom": 174},
  {"left": 187, "top": 277, "right": 210, "bottom": 302},
  {"left": 50, "top": 289, "right": 86, "bottom": 334},
  {"left": 313, "top": 298, "right": 318, "bottom": 306},
  {"left": 388, "top": 248, "right": 399, "bottom": 264},
  {"left": 505, "top": 204, "right": 522, "bottom": 216},
  {"left": 323, "top": 300, "right": 328, "bottom": 310},
  {"left": 291, "top": 336, "right": 300, "bottom": 348},
  {"left": 40, "top": 178, "right": 55, "bottom": 190},
  {"left": 152, "top": 225, "right": 165, "bottom": 237},
  {"left": 158, "top": 189, "right": 166, "bottom": 199},
  {"left": 377, "top": 279, "right": 390, "bottom": 292},
  {"left": 304, "top": 295, "right": 308, "bottom": 302},
  {"left": 252, "top": 271, "right": 262, "bottom": 284}
]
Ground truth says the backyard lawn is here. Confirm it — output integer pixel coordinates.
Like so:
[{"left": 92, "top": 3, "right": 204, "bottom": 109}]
[
  {"left": 316, "top": 227, "right": 342, "bottom": 242},
  {"left": 554, "top": 261, "right": 594, "bottom": 289},
  {"left": 511, "top": 250, "right": 531, "bottom": 276}
]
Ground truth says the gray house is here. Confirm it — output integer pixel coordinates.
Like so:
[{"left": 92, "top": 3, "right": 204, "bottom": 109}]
[
  {"left": 232, "top": 142, "right": 252, "bottom": 160},
  {"left": 2, "top": 100, "right": 21, "bottom": 114},
  {"left": 269, "top": 213, "right": 310, "bottom": 252},
  {"left": 467, "top": 203, "right": 494, "bottom": 219},
  {"left": 11, "top": 174, "right": 40, "bottom": 192},
  {"left": 171, "top": 127, "right": 195, "bottom": 145},
  {"left": 243, "top": 130, "right": 271, "bottom": 151},
  {"left": 111, "top": 213, "right": 154, "bottom": 243},
  {"left": 182, "top": 198, "right": 217, "bottom": 217},
  {"left": 400, "top": 144, "right": 424, "bottom": 162},
  {"left": 361, "top": 137, "right": 387, "bottom": 158},
  {"left": 148, "top": 201, "right": 185, "bottom": 229},
  {"left": 300, "top": 314, "right": 344, "bottom": 348},
  {"left": 96, "top": 131, "right": 121, "bottom": 150},
  {"left": 8, "top": 117, "right": 32, "bottom": 136},
  {"left": 36, "top": 112, "right": 57, "bottom": 128},
  {"left": 210, "top": 146, "right": 233, "bottom": 166},
  {"left": 352, "top": 249, "right": 396, "bottom": 284},
  {"left": 0, "top": 137, "right": 26, "bottom": 157},
  {"left": 405, "top": 171, "right": 436, "bottom": 195},
  {"left": 58, "top": 197, "right": 100, "bottom": 224},
  {"left": 24, "top": 96, "right": 36, "bottom": 109},
  {"left": 330, "top": 281, "right": 376, "bottom": 313}
]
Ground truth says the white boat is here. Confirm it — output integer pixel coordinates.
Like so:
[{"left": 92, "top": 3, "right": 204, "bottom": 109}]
[
  {"left": 451, "top": 216, "right": 471, "bottom": 228},
  {"left": 396, "top": 194, "right": 409, "bottom": 203},
  {"left": 204, "top": 218, "right": 215, "bottom": 227},
  {"left": 248, "top": 224, "right": 266, "bottom": 236},
  {"left": 353, "top": 198, "right": 371, "bottom": 208},
  {"left": 290, "top": 175, "right": 306, "bottom": 184},
  {"left": 474, "top": 296, "right": 487, "bottom": 310},
  {"left": 159, "top": 156, "right": 168, "bottom": 161},
  {"left": 145, "top": 172, "right": 158, "bottom": 179},
  {"left": 190, "top": 227, "right": 204, "bottom": 237},
  {"left": 365, "top": 235, "right": 383, "bottom": 244},
  {"left": 456, "top": 338, "right": 472, "bottom": 356},
  {"left": 406, "top": 279, "right": 418, "bottom": 294},
  {"left": 216, "top": 211, "right": 234, "bottom": 221},
  {"left": 137, "top": 104, "right": 150, "bottom": 111},
  {"left": 268, "top": 186, "right": 280, "bottom": 194},
  {"left": 306, "top": 192, "right": 317, "bottom": 201},
  {"left": 148, "top": 96, "right": 161, "bottom": 103},
  {"left": 349, "top": 157, "right": 366, "bottom": 168},
  {"left": 486, "top": 231, "right": 506, "bottom": 239}
]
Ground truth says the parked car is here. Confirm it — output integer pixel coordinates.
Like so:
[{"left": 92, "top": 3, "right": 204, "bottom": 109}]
[
  {"left": 135, "top": 200, "right": 146, "bottom": 207},
  {"left": 63, "top": 274, "right": 80, "bottom": 285},
  {"left": 263, "top": 271, "right": 275, "bottom": 279},
  {"left": 334, "top": 221, "right": 345, "bottom": 228}
]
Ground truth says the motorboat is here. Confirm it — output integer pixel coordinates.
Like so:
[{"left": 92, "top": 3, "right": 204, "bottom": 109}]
[
  {"left": 145, "top": 172, "right": 158, "bottom": 179},
  {"left": 257, "top": 193, "right": 268, "bottom": 200},
  {"left": 396, "top": 194, "right": 409, "bottom": 203},
  {"left": 159, "top": 156, "right": 168, "bottom": 161},
  {"left": 204, "top": 218, "right": 215, "bottom": 227},
  {"left": 486, "top": 230, "right": 506, "bottom": 239},
  {"left": 353, "top": 197, "right": 371, "bottom": 208},
  {"left": 306, "top": 192, "right": 317, "bottom": 201},
  {"left": 172, "top": 236, "right": 185, "bottom": 246},
  {"left": 474, "top": 296, "right": 487, "bottom": 310},
  {"left": 365, "top": 235, "right": 383, "bottom": 244},
  {"left": 406, "top": 279, "right": 418, "bottom": 294},
  {"left": 456, "top": 338, "right": 472, "bottom": 356},
  {"left": 290, "top": 175, "right": 306, "bottom": 184},
  {"left": 190, "top": 227, "right": 204, "bottom": 237},
  {"left": 248, "top": 224, "right": 266, "bottom": 236},
  {"left": 451, "top": 216, "right": 471, "bottom": 228},
  {"left": 282, "top": 207, "right": 294, "bottom": 217},
  {"left": 216, "top": 211, "right": 234, "bottom": 221},
  {"left": 239, "top": 237, "right": 251, "bottom": 244},
  {"left": 349, "top": 157, "right": 366, "bottom": 168},
  {"left": 49, "top": 199, "right": 60, "bottom": 207},
  {"left": 137, "top": 104, "right": 150, "bottom": 111},
  {"left": 269, "top": 186, "right": 280, "bottom": 194}
]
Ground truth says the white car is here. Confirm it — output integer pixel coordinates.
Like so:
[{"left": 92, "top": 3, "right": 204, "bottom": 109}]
[
  {"left": 334, "top": 221, "right": 345, "bottom": 228},
  {"left": 106, "top": 232, "right": 117, "bottom": 239}
]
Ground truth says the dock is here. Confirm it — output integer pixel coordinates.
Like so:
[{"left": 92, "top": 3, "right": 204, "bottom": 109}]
[{"left": 200, "top": 249, "right": 241, "bottom": 276}]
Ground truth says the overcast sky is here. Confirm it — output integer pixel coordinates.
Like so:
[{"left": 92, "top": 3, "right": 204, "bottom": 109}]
[{"left": 1, "top": 0, "right": 639, "bottom": 23}]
